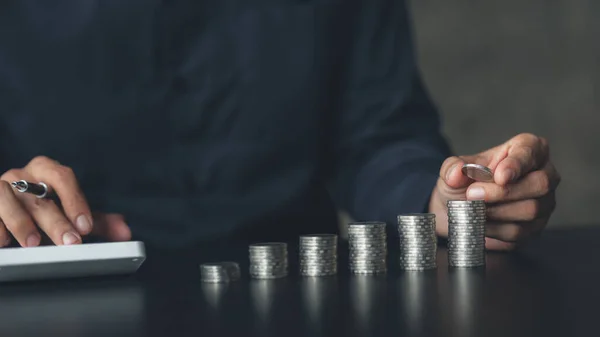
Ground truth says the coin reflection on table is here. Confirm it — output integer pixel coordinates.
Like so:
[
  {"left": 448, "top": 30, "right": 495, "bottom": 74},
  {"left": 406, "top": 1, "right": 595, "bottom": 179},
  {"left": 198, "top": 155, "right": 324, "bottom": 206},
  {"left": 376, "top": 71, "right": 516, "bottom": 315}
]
[
  {"left": 301, "top": 277, "right": 326, "bottom": 324},
  {"left": 201, "top": 282, "right": 229, "bottom": 309},
  {"left": 249, "top": 279, "right": 277, "bottom": 328},
  {"left": 349, "top": 274, "right": 387, "bottom": 335},
  {"left": 449, "top": 268, "right": 486, "bottom": 337},
  {"left": 401, "top": 271, "right": 426, "bottom": 334},
  {"left": 300, "top": 276, "right": 338, "bottom": 337}
]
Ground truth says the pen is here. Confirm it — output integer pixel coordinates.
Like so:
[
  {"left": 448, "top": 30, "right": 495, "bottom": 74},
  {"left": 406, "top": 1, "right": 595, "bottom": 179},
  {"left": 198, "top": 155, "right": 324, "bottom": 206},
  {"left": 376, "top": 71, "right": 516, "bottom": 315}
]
[{"left": 11, "top": 180, "right": 50, "bottom": 198}]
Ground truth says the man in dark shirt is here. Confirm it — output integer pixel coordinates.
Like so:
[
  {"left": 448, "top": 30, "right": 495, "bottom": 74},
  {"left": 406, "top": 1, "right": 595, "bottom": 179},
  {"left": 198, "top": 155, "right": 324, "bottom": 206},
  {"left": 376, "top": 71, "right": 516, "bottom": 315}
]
[{"left": 0, "top": 0, "right": 559, "bottom": 250}]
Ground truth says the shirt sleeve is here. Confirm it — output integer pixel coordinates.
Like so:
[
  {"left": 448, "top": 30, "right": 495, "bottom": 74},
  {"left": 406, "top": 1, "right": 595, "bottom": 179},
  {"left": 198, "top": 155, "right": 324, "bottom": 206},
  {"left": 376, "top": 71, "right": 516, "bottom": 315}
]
[{"left": 329, "top": 0, "right": 453, "bottom": 228}]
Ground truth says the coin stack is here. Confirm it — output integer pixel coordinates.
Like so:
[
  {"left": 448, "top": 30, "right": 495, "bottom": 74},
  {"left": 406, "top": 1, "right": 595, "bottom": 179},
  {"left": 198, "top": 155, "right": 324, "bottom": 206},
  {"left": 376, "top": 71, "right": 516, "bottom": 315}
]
[
  {"left": 299, "top": 234, "right": 338, "bottom": 276},
  {"left": 347, "top": 222, "right": 387, "bottom": 274},
  {"left": 397, "top": 213, "right": 437, "bottom": 270},
  {"left": 200, "top": 262, "right": 241, "bottom": 283},
  {"left": 447, "top": 200, "right": 486, "bottom": 267},
  {"left": 248, "top": 242, "right": 289, "bottom": 279}
]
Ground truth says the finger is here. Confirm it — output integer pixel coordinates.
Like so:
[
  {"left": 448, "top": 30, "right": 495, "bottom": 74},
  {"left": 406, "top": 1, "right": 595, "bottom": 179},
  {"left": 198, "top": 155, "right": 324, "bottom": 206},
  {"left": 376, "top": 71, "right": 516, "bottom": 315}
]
[
  {"left": 91, "top": 213, "right": 132, "bottom": 242},
  {"left": 0, "top": 220, "right": 11, "bottom": 247},
  {"left": 486, "top": 193, "right": 556, "bottom": 222},
  {"left": 25, "top": 156, "right": 93, "bottom": 235},
  {"left": 485, "top": 237, "right": 517, "bottom": 251},
  {"left": 485, "top": 219, "right": 547, "bottom": 243},
  {"left": 439, "top": 156, "right": 473, "bottom": 189},
  {"left": 19, "top": 195, "right": 82, "bottom": 246},
  {"left": 494, "top": 133, "right": 549, "bottom": 185},
  {"left": 467, "top": 162, "right": 559, "bottom": 202},
  {"left": 0, "top": 180, "right": 40, "bottom": 247}
]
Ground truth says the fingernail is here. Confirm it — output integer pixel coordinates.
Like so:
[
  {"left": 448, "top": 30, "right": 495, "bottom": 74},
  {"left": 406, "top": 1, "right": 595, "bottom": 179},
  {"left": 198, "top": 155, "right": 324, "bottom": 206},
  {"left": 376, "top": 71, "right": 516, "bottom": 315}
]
[
  {"left": 26, "top": 233, "right": 40, "bottom": 247},
  {"left": 446, "top": 164, "right": 457, "bottom": 181},
  {"left": 76, "top": 215, "right": 92, "bottom": 233},
  {"left": 467, "top": 187, "right": 486, "bottom": 200},
  {"left": 62, "top": 232, "right": 81, "bottom": 245}
]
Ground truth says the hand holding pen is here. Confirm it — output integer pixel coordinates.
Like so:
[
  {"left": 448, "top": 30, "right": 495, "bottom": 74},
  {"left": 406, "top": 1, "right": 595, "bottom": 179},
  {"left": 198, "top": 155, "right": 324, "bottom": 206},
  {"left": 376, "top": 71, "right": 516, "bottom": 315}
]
[
  {"left": 0, "top": 156, "right": 130, "bottom": 248},
  {"left": 11, "top": 180, "right": 51, "bottom": 199}
]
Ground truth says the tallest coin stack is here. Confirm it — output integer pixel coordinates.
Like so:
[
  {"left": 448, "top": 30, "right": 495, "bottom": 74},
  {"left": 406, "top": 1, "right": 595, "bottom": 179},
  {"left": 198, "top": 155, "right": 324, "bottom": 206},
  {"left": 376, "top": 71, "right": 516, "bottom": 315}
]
[{"left": 447, "top": 200, "right": 486, "bottom": 267}]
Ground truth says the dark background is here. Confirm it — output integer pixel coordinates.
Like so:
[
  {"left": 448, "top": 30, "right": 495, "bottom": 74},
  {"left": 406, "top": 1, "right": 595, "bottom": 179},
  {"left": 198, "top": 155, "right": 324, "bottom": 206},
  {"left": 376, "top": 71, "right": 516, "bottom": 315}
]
[{"left": 410, "top": 0, "right": 597, "bottom": 228}]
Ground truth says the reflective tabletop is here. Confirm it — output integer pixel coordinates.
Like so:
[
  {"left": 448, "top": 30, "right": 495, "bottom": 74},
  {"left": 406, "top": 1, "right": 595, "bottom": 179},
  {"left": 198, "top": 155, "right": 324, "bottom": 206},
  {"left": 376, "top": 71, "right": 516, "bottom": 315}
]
[{"left": 0, "top": 227, "right": 597, "bottom": 337}]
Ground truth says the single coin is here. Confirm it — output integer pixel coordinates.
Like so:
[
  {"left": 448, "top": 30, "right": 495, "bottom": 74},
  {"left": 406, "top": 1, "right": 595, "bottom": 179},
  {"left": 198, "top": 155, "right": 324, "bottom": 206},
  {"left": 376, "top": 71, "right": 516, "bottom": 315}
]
[{"left": 461, "top": 164, "right": 494, "bottom": 182}]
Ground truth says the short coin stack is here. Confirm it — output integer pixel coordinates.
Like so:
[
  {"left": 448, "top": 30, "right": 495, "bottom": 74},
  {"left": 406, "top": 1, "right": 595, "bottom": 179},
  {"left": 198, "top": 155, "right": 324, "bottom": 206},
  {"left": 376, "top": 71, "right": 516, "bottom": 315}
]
[
  {"left": 397, "top": 214, "right": 437, "bottom": 270},
  {"left": 447, "top": 200, "right": 486, "bottom": 267},
  {"left": 200, "top": 262, "right": 241, "bottom": 283},
  {"left": 299, "top": 234, "right": 338, "bottom": 276},
  {"left": 249, "top": 242, "right": 289, "bottom": 279},
  {"left": 347, "top": 222, "right": 387, "bottom": 274}
]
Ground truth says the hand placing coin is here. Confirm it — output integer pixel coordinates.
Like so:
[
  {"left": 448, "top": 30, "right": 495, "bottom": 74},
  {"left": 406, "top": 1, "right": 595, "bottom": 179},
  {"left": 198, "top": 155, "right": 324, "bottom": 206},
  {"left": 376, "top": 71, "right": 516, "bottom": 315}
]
[{"left": 429, "top": 133, "right": 561, "bottom": 251}]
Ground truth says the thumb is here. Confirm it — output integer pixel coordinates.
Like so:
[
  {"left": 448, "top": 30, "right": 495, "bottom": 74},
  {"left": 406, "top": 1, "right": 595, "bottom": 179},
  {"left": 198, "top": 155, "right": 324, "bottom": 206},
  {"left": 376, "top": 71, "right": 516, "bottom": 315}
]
[
  {"left": 91, "top": 213, "right": 132, "bottom": 242},
  {"left": 439, "top": 156, "right": 472, "bottom": 190}
]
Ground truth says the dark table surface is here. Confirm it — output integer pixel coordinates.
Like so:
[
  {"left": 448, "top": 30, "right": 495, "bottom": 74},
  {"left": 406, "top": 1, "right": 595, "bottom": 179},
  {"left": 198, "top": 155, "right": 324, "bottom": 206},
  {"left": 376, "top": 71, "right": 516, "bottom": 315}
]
[{"left": 0, "top": 226, "right": 598, "bottom": 337}]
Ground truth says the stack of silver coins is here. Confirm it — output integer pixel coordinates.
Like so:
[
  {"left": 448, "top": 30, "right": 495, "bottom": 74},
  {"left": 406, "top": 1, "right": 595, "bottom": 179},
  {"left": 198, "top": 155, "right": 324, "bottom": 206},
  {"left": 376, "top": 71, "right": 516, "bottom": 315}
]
[
  {"left": 347, "top": 222, "right": 387, "bottom": 274},
  {"left": 447, "top": 200, "right": 486, "bottom": 267},
  {"left": 200, "top": 262, "right": 241, "bottom": 283},
  {"left": 248, "top": 242, "right": 289, "bottom": 279},
  {"left": 397, "top": 213, "right": 437, "bottom": 270},
  {"left": 299, "top": 234, "right": 338, "bottom": 276}
]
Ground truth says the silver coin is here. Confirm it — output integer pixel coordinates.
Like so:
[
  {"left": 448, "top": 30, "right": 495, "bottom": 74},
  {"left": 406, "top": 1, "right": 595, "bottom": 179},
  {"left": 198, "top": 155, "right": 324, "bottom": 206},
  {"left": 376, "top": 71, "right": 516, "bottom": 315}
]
[
  {"left": 399, "top": 246, "right": 437, "bottom": 252},
  {"left": 448, "top": 256, "right": 485, "bottom": 262},
  {"left": 448, "top": 219, "right": 486, "bottom": 224},
  {"left": 449, "top": 256, "right": 485, "bottom": 262},
  {"left": 400, "top": 236, "right": 437, "bottom": 241},
  {"left": 300, "top": 257, "right": 338, "bottom": 262},
  {"left": 300, "top": 267, "right": 337, "bottom": 272},
  {"left": 300, "top": 260, "right": 337, "bottom": 265},
  {"left": 447, "top": 203, "right": 486, "bottom": 208},
  {"left": 301, "top": 271, "right": 337, "bottom": 277},
  {"left": 399, "top": 254, "right": 436, "bottom": 259},
  {"left": 200, "top": 262, "right": 239, "bottom": 283},
  {"left": 449, "top": 228, "right": 485, "bottom": 232},
  {"left": 301, "top": 252, "right": 337, "bottom": 256},
  {"left": 399, "top": 262, "right": 437, "bottom": 268},
  {"left": 448, "top": 237, "right": 485, "bottom": 242},
  {"left": 447, "top": 199, "right": 486, "bottom": 205},
  {"left": 448, "top": 211, "right": 486, "bottom": 216},
  {"left": 449, "top": 258, "right": 485, "bottom": 264},
  {"left": 448, "top": 255, "right": 485, "bottom": 260},
  {"left": 448, "top": 235, "right": 486, "bottom": 241},
  {"left": 400, "top": 262, "right": 436, "bottom": 267},
  {"left": 448, "top": 227, "right": 485, "bottom": 232},
  {"left": 300, "top": 260, "right": 337, "bottom": 266},
  {"left": 350, "top": 268, "right": 387, "bottom": 274},
  {"left": 449, "top": 263, "right": 485, "bottom": 268},
  {"left": 398, "top": 229, "right": 436, "bottom": 235},
  {"left": 461, "top": 163, "right": 494, "bottom": 182},
  {"left": 349, "top": 260, "right": 386, "bottom": 266},
  {"left": 448, "top": 214, "right": 486, "bottom": 219}
]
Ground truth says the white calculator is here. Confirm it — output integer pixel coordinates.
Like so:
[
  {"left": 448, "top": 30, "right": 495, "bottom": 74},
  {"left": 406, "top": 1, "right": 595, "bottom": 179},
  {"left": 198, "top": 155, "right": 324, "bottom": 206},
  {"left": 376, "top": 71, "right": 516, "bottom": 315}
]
[{"left": 0, "top": 241, "right": 146, "bottom": 282}]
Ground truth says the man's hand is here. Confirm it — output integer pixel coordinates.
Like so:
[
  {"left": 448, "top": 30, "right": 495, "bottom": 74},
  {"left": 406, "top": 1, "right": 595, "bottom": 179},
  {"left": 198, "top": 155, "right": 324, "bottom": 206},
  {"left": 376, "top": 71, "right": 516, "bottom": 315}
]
[
  {"left": 429, "top": 133, "right": 561, "bottom": 251},
  {"left": 0, "top": 156, "right": 131, "bottom": 247}
]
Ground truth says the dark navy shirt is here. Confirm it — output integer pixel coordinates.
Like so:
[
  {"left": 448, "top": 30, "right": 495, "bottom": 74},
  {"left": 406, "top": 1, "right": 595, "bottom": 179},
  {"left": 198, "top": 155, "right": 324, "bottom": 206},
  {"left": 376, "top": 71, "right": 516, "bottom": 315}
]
[{"left": 0, "top": 0, "right": 451, "bottom": 247}]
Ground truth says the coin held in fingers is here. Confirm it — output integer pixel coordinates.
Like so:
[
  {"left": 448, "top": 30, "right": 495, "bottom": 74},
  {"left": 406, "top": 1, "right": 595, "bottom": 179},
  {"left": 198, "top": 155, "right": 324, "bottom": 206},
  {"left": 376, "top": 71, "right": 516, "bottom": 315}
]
[{"left": 461, "top": 164, "right": 494, "bottom": 182}]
